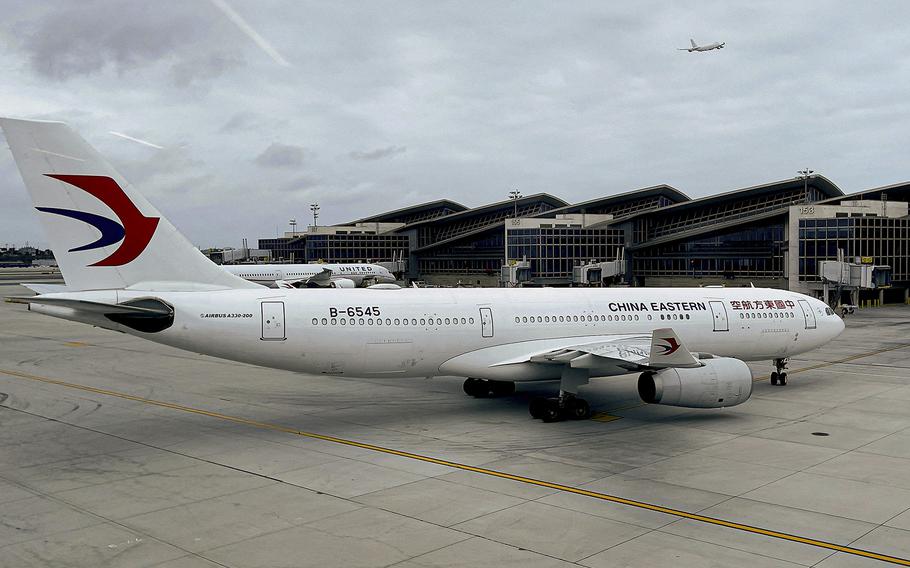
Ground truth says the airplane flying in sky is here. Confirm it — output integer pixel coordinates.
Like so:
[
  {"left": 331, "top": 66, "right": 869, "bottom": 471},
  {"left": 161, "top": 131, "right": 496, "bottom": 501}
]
[
  {"left": 1, "top": 118, "right": 844, "bottom": 422},
  {"left": 222, "top": 263, "right": 397, "bottom": 288},
  {"left": 679, "top": 39, "right": 725, "bottom": 52}
]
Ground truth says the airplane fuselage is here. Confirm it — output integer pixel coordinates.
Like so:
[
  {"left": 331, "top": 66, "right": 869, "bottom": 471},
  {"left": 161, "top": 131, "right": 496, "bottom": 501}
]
[{"left": 37, "top": 287, "right": 842, "bottom": 381}]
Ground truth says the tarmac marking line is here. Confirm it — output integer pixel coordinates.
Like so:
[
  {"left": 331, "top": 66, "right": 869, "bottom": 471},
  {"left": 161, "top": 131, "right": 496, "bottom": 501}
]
[{"left": 2, "top": 366, "right": 909, "bottom": 566}]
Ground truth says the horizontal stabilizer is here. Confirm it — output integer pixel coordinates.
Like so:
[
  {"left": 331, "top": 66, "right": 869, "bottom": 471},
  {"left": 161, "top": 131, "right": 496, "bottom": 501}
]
[
  {"left": 6, "top": 295, "right": 172, "bottom": 315},
  {"left": 19, "top": 283, "right": 69, "bottom": 294}
]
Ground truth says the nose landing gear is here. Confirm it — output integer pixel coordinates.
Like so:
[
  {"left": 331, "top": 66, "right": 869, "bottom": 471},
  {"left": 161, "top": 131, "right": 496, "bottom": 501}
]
[{"left": 770, "top": 358, "right": 789, "bottom": 386}]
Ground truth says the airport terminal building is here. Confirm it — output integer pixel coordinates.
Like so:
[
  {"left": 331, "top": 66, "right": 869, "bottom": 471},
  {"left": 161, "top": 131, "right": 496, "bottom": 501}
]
[{"left": 257, "top": 176, "right": 910, "bottom": 302}]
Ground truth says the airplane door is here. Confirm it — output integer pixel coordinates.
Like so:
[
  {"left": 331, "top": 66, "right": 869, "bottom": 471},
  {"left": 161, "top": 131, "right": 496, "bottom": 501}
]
[
  {"left": 798, "top": 299, "right": 817, "bottom": 330},
  {"left": 479, "top": 307, "right": 494, "bottom": 338},
  {"left": 709, "top": 301, "right": 729, "bottom": 332},
  {"left": 261, "top": 301, "right": 286, "bottom": 341}
]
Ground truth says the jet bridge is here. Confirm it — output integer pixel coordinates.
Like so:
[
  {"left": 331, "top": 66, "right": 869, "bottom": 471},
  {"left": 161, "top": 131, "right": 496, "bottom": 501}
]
[{"left": 820, "top": 250, "right": 892, "bottom": 309}]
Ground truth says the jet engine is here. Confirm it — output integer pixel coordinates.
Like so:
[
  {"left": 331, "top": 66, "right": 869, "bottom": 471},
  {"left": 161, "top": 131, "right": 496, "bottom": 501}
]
[
  {"left": 329, "top": 278, "right": 356, "bottom": 288},
  {"left": 637, "top": 357, "right": 752, "bottom": 408}
]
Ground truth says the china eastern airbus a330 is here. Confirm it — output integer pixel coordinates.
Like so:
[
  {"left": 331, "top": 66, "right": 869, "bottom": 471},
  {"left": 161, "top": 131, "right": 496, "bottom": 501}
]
[{"left": 1, "top": 118, "right": 844, "bottom": 422}]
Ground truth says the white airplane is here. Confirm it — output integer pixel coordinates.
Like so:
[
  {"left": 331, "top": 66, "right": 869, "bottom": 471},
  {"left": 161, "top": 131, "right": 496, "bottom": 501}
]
[
  {"left": 679, "top": 38, "right": 725, "bottom": 52},
  {"left": 1, "top": 118, "right": 844, "bottom": 422},
  {"left": 222, "top": 263, "right": 397, "bottom": 289}
]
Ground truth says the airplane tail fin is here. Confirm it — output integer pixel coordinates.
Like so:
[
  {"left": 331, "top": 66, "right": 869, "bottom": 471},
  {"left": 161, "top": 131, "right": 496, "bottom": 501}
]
[
  {"left": 0, "top": 118, "right": 261, "bottom": 291},
  {"left": 690, "top": 38, "right": 697, "bottom": 48}
]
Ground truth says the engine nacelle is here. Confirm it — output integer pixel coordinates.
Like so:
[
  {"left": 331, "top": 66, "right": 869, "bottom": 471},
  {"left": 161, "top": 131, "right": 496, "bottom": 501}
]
[
  {"left": 638, "top": 357, "right": 753, "bottom": 408},
  {"left": 329, "top": 278, "right": 356, "bottom": 289}
]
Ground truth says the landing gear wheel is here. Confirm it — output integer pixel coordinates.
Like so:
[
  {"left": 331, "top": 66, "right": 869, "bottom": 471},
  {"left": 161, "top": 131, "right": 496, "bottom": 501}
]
[
  {"left": 567, "top": 398, "right": 591, "bottom": 420},
  {"left": 540, "top": 398, "right": 563, "bottom": 423},
  {"left": 771, "top": 359, "right": 789, "bottom": 387},
  {"left": 463, "top": 378, "right": 481, "bottom": 397},
  {"left": 529, "top": 397, "right": 546, "bottom": 419}
]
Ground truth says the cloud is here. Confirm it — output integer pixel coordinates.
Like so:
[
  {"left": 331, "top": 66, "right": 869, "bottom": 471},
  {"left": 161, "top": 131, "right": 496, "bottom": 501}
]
[
  {"left": 220, "top": 111, "right": 257, "bottom": 133},
  {"left": 12, "top": 1, "right": 243, "bottom": 83},
  {"left": 170, "top": 52, "right": 244, "bottom": 88},
  {"left": 349, "top": 145, "right": 407, "bottom": 161},
  {"left": 254, "top": 143, "right": 306, "bottom": 168}
]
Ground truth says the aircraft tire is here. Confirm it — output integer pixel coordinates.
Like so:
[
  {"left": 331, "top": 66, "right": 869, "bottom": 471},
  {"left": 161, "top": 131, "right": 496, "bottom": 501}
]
[
  {"left": 463, "top": 378, "right": 482, "bottom": 397},
  {"left": 540, "top": 399, "right": 563, "bottom": 423},
  {"left": 568, "top": 398, "right": 591, "bottom": 420},
  {"left": 529, "top": 397, "right": 546, "bottom": 419},
  {"left": 770, "top": 372, "right": 779, "bottom": 385},
  {"left": 491, "top": 380, "right": 515, "bottom": 396},
  {"left": 779, "top": 373, "right": 787, "bottom": 386}
]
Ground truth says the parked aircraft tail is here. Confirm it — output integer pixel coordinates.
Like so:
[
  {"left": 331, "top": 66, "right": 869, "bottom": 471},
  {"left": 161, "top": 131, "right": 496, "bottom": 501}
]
[
  {"left": 0, "top": 118, "right": 261, "bottom": 291},
  {"left": 690, "top": 38, "right": 697, "bottom": 48}
]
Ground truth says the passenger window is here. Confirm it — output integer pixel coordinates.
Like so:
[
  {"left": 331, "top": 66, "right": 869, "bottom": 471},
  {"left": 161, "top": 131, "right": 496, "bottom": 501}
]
[
  {"left": 573, "top": 316, "right": 579, "bottom": 322},
  {"left": 312, "top": 318, "right": 318, "bottom": 325},
  {"left": 413, "top": 319, "right": 418, "bottom": 325},
  {"left": 635, "top": 315, "right": 639, "bottom": 321},
  {"left": 386, "top": 318, "right": 391, "bottom": 325},
  {"left": 587, "top": 315, "right": 592, "bottom": 322},
  {"left": 515, "top": 317, "right": 520, "bottom": 323},
  {"left": 469, "top": 318, "right": 475, "bottom": 324},
  {"left": 521, "top": 317, "right": 527, "bottom": 323},
  {"left": 368, "top": 318, "right": 374, "bottom": 325},
  {"left": 445, "top": 318, "right": 451, "bottom": 325},
  {"left": 377, "top": 318, "right": 383, "bottom": 326},
  {"left": 322, "top": 318, "right": 328, "bottom": 325},
  {"left": 461, "top": 318, "right": 467, "bottom": 324},
  {"left": 331, "top": 318, "right": 337, "bottom": 325},
  {"left": 351, "top": 318, "right": 357, "bottom": 325},
  {"left": 420, "top": 318, "right": 426, "bottom": 325},
  {"left": 394, "top": 318, "right": 400, "bottom": 325},
  {"left": 341, "top": 319, "right": 346, "bottom": 326}
]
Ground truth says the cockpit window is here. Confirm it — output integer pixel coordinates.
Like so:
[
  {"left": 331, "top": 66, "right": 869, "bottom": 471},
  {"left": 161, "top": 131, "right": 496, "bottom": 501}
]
[{"left": 825, "top": 308, "right": 834, "bottom": 315}]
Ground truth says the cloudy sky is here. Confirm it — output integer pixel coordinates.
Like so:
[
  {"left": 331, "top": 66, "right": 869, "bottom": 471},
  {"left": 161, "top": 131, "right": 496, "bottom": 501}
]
[{"left": 2, "top": 1, "right": 909, "bottom": 248}]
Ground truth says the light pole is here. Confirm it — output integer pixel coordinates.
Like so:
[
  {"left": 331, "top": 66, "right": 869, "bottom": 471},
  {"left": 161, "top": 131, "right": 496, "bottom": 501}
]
[
  {"left": 289, "top": 218, "right": 297, "bottom": 236},
  {"left": 310, "top": 203, "right": 320, "bottom": 228},
  {"left": 508, "top": 190, "right": 522, "bottom": 218},
  {"left": 796, "top": 168, "right": 814, "bottom": 197}
]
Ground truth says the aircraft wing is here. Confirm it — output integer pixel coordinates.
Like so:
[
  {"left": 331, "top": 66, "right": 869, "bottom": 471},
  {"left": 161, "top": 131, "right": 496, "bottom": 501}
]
[
  {"left": 489, "top": 328, "right": 702, "bottom": 376},
  {"left": 275, "top": 268, "right": 334, "bottom": 289}
]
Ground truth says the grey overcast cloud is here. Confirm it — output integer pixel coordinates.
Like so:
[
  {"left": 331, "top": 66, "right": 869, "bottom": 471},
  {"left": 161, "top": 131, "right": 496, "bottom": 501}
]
[{"left": 1, "top": 1, "right": 909, "bottom": 248}]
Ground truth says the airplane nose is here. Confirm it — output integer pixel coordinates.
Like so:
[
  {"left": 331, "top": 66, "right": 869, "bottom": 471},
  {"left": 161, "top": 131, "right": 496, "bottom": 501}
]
[{"left": 831, "top": 314, "right": 845, "bottom": 339}]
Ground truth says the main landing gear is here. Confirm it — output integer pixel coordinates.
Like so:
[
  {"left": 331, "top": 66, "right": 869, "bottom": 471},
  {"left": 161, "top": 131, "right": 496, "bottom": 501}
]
[
  {"left": 528, "top": 367, "right": 592, "bottom": 423},
  {"left": 529, "top": 394, "right": 591, "bottom": 422},
  {"left": 463, "top": 378, "right": 515, "bottom": 398},
  {"left": 770, "top": 358, "right": 789, "bottom": 386}
]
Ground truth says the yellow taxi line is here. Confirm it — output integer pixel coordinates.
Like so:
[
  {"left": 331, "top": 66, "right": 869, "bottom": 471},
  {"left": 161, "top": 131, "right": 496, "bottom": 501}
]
[{"left": 1, "top": 367, "right": 908, "bottom": 566}]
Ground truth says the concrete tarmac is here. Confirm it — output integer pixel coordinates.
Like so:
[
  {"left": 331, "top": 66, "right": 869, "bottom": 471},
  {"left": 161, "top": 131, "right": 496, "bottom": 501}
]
[{"left": 2, "top": 281, "right": 910, "bottom": 567}]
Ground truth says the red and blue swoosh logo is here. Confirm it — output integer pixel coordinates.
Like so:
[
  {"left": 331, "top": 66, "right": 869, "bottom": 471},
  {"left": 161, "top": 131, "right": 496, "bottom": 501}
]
[
  {"left": 35, "top": 174, "right": 159, "bottom": 266},
  {"left": 656, "top": 337, "right": 681, "bottom": 355}
]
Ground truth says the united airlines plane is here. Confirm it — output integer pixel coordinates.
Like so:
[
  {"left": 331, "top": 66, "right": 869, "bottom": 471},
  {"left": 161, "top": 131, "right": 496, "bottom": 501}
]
[
  {"left": 222, "top": 263, "right": 397, "bottom": 288},
  {"left": 1, "top": 119, "right": 843, "bottom": 422}
]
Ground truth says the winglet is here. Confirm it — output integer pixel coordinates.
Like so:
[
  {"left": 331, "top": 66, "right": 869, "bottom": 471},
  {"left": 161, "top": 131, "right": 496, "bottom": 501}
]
[{"left": 649, "top": 328, "right": 701, "bottom": 368}]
